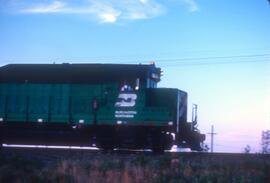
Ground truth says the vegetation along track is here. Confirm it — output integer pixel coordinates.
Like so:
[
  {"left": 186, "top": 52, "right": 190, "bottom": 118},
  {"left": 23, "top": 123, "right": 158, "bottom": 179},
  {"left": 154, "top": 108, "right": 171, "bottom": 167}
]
[{"left": 1, "top": 147, "right": 270, "bottom": 183}]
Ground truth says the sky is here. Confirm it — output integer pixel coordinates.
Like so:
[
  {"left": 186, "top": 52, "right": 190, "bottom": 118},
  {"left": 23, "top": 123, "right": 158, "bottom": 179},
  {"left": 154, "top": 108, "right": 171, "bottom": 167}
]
[{"left": 0, "top": 0, "right": 270, "bottom": 153}]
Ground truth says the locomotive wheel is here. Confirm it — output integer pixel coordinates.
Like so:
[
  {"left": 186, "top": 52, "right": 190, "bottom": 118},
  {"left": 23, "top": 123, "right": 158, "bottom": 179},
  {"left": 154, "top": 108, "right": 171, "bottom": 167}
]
[
  {"left": 150, "top": 131, "right": 165, "bottom": 154},
  {"left": 98, "top": 137, "right": 115, "bottom": 153},
  {"left": 152, "top": 147, "right": 165, "bottom": 154},
  {"left": 99, "top": 142, "right": 114, "bottom": 153},
  {"left": 100, "top": 147, "right": 114, "bottom": 153}
]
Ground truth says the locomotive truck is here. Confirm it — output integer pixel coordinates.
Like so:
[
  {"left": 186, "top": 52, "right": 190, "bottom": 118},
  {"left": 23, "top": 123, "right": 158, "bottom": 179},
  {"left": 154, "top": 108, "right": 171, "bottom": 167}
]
[{"left": 0, "top": 63, "right": 205, "bottom": 152}]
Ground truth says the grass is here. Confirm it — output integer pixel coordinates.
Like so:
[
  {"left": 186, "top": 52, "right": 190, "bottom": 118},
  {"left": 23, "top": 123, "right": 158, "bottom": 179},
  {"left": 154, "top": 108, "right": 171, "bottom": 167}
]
[{"left": 0, "top": 149, "right": 270, "bottom": 183}]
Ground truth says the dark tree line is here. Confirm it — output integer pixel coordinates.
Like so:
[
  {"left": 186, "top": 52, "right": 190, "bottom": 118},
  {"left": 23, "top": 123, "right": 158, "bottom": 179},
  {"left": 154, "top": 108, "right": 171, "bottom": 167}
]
[{"left": 261, "top": 130, "right": 270, "bottom": 154}]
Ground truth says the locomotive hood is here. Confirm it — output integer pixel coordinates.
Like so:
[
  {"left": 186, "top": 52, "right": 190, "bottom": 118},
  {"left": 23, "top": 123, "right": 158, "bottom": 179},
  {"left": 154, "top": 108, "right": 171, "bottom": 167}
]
[{"left": 0, "top": 63, "right": 161, "bottom": 84}]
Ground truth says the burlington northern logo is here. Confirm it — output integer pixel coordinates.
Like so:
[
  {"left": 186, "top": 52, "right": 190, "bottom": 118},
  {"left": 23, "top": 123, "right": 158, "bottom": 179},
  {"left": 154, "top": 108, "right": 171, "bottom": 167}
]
[
  {"left": 115, "top": 93, "right": 137, "bottom": 119},
  {"left": 115, "top": 93, "right": 137, "bottom": 107}
]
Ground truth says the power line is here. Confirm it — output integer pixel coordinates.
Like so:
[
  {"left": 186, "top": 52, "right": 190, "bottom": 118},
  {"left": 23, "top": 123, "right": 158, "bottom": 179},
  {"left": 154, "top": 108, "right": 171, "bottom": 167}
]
[
  {"left": 70, "top": 53, "right": 270, "bottom": 66},
  {"left": 94, "top": 53, "right": 270, "bottom": 65},
  {"left": 158, "top": 59, "right": 270, "bottom": 67},
  {"left": 75, "top": 53, "right": 270, "bottom": 63},
  {"left": 155, "top": 53, "right": 270, "bottom": 63},
  {"left": 2, "top": 53, "right": 270, "bottom": 67}
]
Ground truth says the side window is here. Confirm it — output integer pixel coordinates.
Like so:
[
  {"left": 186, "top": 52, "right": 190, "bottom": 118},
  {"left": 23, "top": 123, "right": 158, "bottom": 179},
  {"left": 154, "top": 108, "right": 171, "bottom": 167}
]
[
  {"left": 147, "top": 78, "right": 157, "bottom": 88},
  {"left": 120, "top": 82, "right": 133, "bottom": 92},
  {"left": 147, "top": 79, "right": 150, "bottom": 88},
  {"left": 135, "top": 78, "right": 140, "bottom": 90},
  {"left": 120, "top": 79, "right": 140, "bottom": 91}
]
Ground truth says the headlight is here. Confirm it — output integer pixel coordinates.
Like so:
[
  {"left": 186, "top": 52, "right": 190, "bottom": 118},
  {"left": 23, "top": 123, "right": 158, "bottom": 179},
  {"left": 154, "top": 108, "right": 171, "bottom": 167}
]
[
  {"left": 37, "top": 118, "right": 43, "bottom": 123},
  {"left": 168, "top": 121, "right": 173, "bottom": 126},
  {"left": 117, "top": 121, "right": 122, "bottom": 125}
]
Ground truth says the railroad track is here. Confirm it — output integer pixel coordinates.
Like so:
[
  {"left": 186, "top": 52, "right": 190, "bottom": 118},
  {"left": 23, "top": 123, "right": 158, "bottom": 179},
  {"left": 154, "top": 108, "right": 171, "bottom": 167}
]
[{"left": 2, "top": 145, "right": 270, "bottom": 158}]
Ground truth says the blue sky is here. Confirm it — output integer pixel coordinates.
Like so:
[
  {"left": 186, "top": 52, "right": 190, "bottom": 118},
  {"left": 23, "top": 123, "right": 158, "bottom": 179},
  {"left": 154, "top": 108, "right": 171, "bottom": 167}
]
[{"left": 1, "top": 0, "right": 270, "bottom": 152}]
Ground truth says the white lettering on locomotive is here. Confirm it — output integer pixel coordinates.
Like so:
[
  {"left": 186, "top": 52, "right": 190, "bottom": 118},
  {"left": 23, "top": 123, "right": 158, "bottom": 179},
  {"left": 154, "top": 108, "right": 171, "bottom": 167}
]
[
  {"left": 115, "top": 93, "right": 137, "bottom": 107},
  {"left": 115, "top": 93, "right": 137, "bottom": 118},
  {"left": 115, "top": 111, "right": 137, "bottom": 118}
]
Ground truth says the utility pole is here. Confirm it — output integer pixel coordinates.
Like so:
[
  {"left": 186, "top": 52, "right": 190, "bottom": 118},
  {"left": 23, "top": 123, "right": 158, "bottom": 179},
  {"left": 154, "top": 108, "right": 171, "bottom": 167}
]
[{"left": 208, "top": 125, "right": 217, "bottom": 153}]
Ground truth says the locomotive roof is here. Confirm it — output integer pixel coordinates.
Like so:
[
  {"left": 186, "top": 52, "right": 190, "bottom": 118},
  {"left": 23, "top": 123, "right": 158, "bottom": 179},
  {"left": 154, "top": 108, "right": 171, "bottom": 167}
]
[{"left": 0, "top": 63, "right": 161, "bottom": 84}]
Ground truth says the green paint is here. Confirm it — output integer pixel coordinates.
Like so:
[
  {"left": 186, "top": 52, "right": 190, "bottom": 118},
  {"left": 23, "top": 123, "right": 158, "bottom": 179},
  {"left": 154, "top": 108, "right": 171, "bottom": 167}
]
[{"left": 0, "top": 83, "right": 174, "bottom": 126}]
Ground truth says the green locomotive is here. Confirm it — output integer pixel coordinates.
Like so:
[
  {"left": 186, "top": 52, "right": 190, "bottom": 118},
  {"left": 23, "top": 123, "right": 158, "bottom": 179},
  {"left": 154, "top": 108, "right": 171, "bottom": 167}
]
[{"left": 0, "top": 63, "right": 205, "bottom": 152}]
